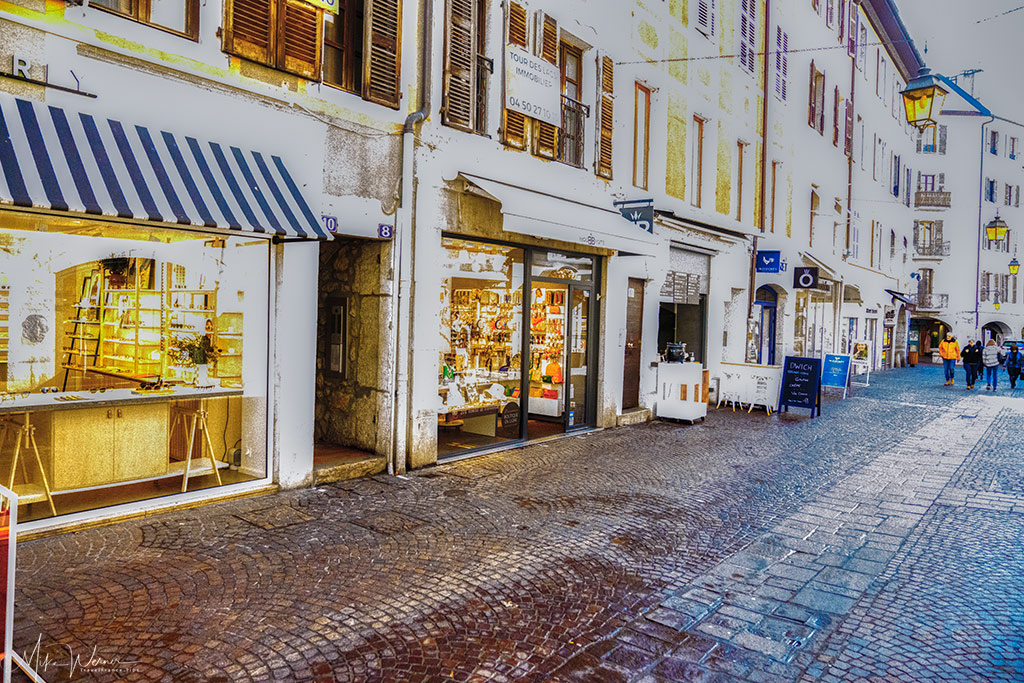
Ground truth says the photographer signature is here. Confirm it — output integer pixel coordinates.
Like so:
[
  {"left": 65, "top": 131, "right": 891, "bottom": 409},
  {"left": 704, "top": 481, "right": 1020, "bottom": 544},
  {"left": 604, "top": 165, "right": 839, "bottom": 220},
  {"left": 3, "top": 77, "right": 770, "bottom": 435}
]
[{"left": 20, "top": 634, "right": 142, "bottom": 678}]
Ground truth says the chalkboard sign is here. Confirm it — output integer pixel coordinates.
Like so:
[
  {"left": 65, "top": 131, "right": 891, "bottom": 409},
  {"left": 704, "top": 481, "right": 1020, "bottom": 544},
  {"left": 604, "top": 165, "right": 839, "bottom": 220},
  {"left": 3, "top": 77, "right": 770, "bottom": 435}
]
[
  {"left": 779, "top": 356, "right": 822, "bottom": 417},
  {"left": 821, "top": 354, "right": 852, "bottom": 398}
]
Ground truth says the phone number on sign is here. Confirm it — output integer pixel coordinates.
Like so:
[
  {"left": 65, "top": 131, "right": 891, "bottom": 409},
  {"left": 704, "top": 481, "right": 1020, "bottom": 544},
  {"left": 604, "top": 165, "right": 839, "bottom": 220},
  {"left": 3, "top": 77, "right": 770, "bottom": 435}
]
[{"left": 506, "top": 97, "right": 554, "bottom": 123}]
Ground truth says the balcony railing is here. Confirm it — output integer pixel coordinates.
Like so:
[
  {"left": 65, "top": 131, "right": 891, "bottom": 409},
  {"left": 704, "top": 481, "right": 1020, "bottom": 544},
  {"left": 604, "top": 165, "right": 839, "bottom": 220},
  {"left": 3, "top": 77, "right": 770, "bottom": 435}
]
[
  {"left": 558, "top": 96, "right": 590, "bottom": 169},
  {"left": 909, "top": 292, "right": 949, "bottom": 310},
  {"left": 913, "top": 241, "right": 951, "bottom": 257},
  {"left": 915, "top": 191, "right": 952, "bottom": 208}
]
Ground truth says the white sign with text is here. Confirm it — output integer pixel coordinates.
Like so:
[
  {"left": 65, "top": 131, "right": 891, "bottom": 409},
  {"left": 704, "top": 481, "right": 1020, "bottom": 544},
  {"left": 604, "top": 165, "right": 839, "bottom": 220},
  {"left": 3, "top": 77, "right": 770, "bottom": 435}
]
[{"left": 505, "top": 46, "right": 561, "bottom": 127}]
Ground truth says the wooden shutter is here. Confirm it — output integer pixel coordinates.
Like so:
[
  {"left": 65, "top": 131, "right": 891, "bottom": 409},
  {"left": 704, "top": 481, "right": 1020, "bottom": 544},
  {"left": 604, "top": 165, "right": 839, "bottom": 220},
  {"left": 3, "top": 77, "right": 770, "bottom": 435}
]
[
  {"left": 938, "top": 125, "right": 947, "bottom": 154},
  {"left": 937, "top": 173, "right": 945, "bottom": 191},
  {"left": 696, "top": 0, "right": 711, "bottom": 34},
  {"left": 808, "top": 62, "right": 817, "bottom": 129},
  {"left": 533, "top": 12, "right": 558, "bottom": 159},
  {"left": 838, "top": 0, "right": 846, "bottom": 44},
  {"left": 278, "top": 0, "right": 322, "bottom": 80},
  {"left": 443, "top": 0, "right": 476, "bottom": 130},
  {"left": 739, "top": 0, "right": 755, "bottom": 72},
  {"left": 364, "top": 0, "right": 402, "bottom": 108},
  {"left": 596, "top": 54, "right": 613, "bottom": 179},
  {"left": 847, "top": 3, "right": 857, "bottom": 56},
  {"left": 913, "top": 220, "right": 920, "bottom": 243},
  {"left": 774, "top": 27, "right": 788, "bottom": 100},
  {"left": 844, "top": 100, "right": 854, "bottom": 156},
  {"left": 934, "top": 220, "right": 943, "bottom": 243},
  {"left": 224, "top": 0, "right": 275, "bottom": 66},
  {"left": 833, "top": 87, "right": 840, "bottom": 146},
  {"left": 503, "top": 1, "right": 529, "bottom": 148}
]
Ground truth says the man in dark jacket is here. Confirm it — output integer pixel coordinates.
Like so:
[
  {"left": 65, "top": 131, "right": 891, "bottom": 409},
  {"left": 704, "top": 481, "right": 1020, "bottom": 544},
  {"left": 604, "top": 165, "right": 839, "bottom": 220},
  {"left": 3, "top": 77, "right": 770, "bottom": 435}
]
[
  {"left": 1006, "top": 344, "right": 1024, "bottom": 389},
  {"left": 961, "top": 340, "right": 982, "bottom": 389}
]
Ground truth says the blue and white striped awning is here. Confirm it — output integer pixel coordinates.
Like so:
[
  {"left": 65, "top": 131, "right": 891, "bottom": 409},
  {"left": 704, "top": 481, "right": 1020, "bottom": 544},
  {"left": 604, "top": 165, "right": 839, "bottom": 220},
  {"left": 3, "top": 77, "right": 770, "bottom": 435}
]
[{"left": 0, "top": 93, "right": 329, "bottom": 239}]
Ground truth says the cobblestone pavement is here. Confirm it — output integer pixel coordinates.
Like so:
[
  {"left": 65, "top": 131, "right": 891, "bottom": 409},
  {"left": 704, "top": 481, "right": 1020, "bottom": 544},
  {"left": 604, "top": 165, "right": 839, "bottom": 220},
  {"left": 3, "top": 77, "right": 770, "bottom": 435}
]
[{"left": 11, "top": 366, "right": 1024, "bottom": 682}]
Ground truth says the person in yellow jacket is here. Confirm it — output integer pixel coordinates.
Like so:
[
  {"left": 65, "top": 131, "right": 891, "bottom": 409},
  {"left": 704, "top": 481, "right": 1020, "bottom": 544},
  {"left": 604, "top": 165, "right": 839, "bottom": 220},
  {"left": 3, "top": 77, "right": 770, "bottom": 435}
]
[{"left": 938, "top": 333, "right": 961, "bottom": 385}]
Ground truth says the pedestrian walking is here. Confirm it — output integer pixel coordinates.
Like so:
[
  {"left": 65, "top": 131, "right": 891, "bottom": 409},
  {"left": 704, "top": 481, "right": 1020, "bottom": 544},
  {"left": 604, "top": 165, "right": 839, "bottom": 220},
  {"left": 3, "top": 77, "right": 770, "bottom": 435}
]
[
  {"left": 982, "top": 339, "right": 1005, "bottom": 390},
  {"left": 939, "top": 333, "right": 960, "bottom": 385},
  {"left": 1005, "top": 343, "right": 1024, "bottom": 389},
  {"left": 961, "top": 340, "right": 982, "bottom": 389}
]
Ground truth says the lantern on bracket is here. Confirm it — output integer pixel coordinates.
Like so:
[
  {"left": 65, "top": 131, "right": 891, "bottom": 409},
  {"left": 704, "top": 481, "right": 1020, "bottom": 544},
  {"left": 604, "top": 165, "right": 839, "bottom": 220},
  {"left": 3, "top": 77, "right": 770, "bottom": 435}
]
[
  {"left": 901, "top": 67, "right": 949, "bottom": 129},
  {"left": 986, "top": 213, "right": 1009, "bottom": 242}
]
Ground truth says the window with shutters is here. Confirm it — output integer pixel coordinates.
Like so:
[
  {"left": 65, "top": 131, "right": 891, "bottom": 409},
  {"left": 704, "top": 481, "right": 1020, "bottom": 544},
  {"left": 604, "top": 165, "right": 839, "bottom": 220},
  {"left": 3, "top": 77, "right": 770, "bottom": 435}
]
[
  {"left": 92, "top": 0, "right": 199, "bottom": 39},
  {"left": 892, "top": 155, "right": 900, "bottom": 197},
  {"left": 774, "top": 27, "right": 789, "bottom": 101},
  {"left": 919, "top": 124, "right": 937, "bottom": 153},
  {"left": 838, "top": 0, "right": 846, "bottom": 43},
  {"left": 919, "top": 174, "right": 935, "bottom": 192},
  {"left": 825, "top": 0, "right": 834, "bottom": 27},
  {"left": 442, "top": 0, "right": 491, "bottom": 133},
  {"left": 986, "top": 178, "right": 997, "bottom": 203},
  {"left": 846, "top": 1, "right": 857, "bottom": 56},
  {"left": 990, "top": 130, "right": 1000, "bottom": 155},
  {"left": 738, "top": 0, "right": 756, "bottom": 74},
  {"left": 531, "top": 13, "right": 559, "bottom": 160},
  {"left": 1010, "top": 137, "right": 1018, "bottom": 160},
  {"left": 324, "top": 0, "right": 364, "bottom": 93},
  {"left": 808, "top": 62, "right": 825, "bottom": 134},
  {"left": 809, "top": 190, "right": 819, "bottom": 248},
  {"left": 690, "top": 116, "right": 705, "bottom": 208},
  {"left": 224, "top": 0, "right": 324, "bottom": 80},
  {"left": 1006, "top": 183, "right": 1014, "bottom": 206},
  {"left": 695, "top": 0, "right": 716, "bottom": 38},
  {"left": 596, "top": 55, "right": 614, "bottom": 179},
  {"left": 633, "top": 83, "right": 651, "bottom": 189},
  {"left": 557, "top": 40, "right": 589, "bottom": 168},
  {"left": 858, "top": 24, "right": 867, "bottom": 69}
]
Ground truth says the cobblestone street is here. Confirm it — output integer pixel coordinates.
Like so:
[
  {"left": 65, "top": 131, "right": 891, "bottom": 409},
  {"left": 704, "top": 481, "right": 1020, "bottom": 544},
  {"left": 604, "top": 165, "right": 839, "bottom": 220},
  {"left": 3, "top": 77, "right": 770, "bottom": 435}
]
[{"left": 12, "top": 365, "right": 1024, "bottom": 682}]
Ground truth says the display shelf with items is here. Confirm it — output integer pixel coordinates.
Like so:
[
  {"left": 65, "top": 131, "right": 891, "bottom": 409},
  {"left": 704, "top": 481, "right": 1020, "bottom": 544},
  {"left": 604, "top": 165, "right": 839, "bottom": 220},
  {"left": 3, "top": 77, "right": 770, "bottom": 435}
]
[
  {"left": 528, "top": 287, "right": 567, "bottom": 418},
  {"left": 212, "top": 311, "right": 244, "bottom": 387},
  {"left": 165, "top": 264, "right": 217, "bottom": 386}
]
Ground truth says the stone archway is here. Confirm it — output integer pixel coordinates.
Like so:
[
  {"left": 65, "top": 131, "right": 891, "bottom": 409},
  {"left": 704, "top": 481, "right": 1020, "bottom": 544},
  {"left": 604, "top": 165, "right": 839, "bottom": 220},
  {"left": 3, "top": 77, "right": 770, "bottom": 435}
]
[{"left": 981, "top": 320, "right": 1012, "bottom": 345}]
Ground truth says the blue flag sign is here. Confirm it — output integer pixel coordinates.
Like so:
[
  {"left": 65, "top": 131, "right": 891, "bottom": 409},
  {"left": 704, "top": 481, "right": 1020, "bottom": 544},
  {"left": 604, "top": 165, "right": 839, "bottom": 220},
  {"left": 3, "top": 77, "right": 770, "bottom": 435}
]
[
  {"left": 614, "top": 200, "right": 655, "bottom": 233},
  {"left": 821, "top": 354, "right": 852, "bottom": 392},
  {"left": 756, "top": 250, "right": 781, "bottom": 273}
]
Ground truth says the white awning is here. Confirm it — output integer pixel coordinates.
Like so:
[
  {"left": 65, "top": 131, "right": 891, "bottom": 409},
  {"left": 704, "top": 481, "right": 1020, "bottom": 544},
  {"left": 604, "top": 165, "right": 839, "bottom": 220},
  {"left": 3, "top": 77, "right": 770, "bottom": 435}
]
[{"left": 460, "top": 173, "right": 660, "bottom": 256}]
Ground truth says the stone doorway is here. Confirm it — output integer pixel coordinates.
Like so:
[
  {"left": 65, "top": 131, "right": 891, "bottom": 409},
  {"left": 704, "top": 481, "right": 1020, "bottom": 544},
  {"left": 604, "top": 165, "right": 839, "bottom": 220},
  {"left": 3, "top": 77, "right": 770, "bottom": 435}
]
[{"left": 314, "top": 237, "right": 392, "bottom": 483}]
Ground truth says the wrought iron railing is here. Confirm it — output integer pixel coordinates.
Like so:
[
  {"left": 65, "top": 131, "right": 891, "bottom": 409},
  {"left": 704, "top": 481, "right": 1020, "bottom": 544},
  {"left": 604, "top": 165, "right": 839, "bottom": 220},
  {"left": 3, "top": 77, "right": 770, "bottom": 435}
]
[
  {"left": 915, "top": 191, "right": 952, "bottom": 208},
  {"left": 909, "top": 292, "right": 949, "bottom": 309},
  {"left": 913, "top": 241, "right": 951, "bottom": 257},
  {"left": 558, "top": 96, "right": 589, "bottom": 169}
]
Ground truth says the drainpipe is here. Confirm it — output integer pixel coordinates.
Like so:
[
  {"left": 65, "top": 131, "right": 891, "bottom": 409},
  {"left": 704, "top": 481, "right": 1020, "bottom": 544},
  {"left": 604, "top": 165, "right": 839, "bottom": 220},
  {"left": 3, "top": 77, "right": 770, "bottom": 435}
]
[
  {"left": 390, "top": 0, "right": 432, "bottom": 475},
  {"left": 748, "top": 0, "right": 772, "bottom": 362},
  {"left": 837, "top": 37, "right": 857, "bottom": 354},
  {"left": 974, "top": 114, "right": 996, "bottom": 334}
]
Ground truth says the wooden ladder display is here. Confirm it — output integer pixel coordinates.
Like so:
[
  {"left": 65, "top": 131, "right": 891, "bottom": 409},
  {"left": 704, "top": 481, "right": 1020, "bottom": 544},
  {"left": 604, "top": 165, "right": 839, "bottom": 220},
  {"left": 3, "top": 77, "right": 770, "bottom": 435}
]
[{"left": 62, "top": 273, "right": 101, "bottom": 391}]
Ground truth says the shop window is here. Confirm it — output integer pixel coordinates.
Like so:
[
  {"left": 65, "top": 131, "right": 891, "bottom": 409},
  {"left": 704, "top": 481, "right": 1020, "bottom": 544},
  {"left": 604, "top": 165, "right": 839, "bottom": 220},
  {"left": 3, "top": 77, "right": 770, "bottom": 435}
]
[
  {"left": 438, "top": 239, "right": 525, "bottom": 457},
  {"left": 91, "top": 0, "right": 199, "bottom": 40},
  {"left": 531, "top": 250, "right": 595, "bottom": 282},
  {"left": 0, "top": 218, "right": 270, "bottom": 523}
]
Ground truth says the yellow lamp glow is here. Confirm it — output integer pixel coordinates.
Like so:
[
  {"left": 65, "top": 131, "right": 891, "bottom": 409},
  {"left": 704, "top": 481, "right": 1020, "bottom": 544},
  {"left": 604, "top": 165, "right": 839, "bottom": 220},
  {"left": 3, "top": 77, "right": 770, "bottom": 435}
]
[
  {"left": 1010, "top": 257, "right": 1020, "bottom": 275},
  {"left": 902, "top": 68, "right": 949, "bottom": 129}
]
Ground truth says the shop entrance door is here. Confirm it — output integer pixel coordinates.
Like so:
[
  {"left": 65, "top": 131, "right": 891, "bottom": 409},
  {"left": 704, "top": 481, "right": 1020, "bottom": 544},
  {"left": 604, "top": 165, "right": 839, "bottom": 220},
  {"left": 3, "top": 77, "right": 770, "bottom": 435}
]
[
  {"left": 622, "top": 278, "right": 644, "bottom": 409},
  {"left": 526, "top": 283, "right": 592, "bottom": 438}
]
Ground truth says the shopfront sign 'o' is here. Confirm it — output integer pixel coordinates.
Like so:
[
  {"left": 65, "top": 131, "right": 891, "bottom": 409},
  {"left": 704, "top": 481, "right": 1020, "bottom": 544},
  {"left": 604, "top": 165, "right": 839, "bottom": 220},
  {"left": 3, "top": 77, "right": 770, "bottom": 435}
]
[{"left": 505, "top": 46, "right": 561, "bottom": 127}]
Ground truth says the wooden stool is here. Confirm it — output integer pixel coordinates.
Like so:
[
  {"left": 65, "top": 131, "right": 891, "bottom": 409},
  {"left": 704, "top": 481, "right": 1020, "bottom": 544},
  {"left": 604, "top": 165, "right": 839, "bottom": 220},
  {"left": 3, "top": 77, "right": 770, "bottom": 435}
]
[{"left": 3, "top": 413, "right": 56, "bottom": 517}]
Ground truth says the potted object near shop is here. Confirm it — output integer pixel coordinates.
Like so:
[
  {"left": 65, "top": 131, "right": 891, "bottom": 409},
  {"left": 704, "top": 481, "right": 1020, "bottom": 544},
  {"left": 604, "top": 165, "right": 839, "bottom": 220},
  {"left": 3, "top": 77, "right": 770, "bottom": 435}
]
[{"left": 175, "top": 334, "right": 218, "bottom": 386}]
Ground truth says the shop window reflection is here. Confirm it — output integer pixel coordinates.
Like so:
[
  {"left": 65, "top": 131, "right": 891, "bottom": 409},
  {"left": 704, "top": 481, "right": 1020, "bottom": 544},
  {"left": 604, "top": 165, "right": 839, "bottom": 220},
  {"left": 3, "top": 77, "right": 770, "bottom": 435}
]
[{"left": 438, "top": 239, "right": 524, "bottom": 456}]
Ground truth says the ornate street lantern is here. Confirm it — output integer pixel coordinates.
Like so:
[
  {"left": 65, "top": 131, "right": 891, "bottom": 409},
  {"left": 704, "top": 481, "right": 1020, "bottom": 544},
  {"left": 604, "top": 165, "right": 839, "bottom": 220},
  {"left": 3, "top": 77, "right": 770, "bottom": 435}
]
[
  {"left": 902, "top": 67, "right": 949, "bottom": 129},
  {"left": 1010, "top": 257, "right": 1021, "bottom": 276},
  {"left": 986, "top": 214, "right": 1009, "bottom": 242}
]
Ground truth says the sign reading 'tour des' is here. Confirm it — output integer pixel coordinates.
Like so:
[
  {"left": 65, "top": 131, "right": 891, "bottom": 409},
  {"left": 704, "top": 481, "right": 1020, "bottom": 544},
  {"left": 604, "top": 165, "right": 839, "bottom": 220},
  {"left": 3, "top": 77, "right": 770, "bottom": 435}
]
[{"left": 505, "top": 46, "right": 561, "bottom": 127}]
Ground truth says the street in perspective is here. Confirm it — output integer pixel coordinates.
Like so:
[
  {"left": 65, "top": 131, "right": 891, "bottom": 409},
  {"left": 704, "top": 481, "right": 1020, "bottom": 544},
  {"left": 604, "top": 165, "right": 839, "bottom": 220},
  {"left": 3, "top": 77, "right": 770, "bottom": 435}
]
[{"left": 1, "top": 0, "right": 1023, "bottom": 679}]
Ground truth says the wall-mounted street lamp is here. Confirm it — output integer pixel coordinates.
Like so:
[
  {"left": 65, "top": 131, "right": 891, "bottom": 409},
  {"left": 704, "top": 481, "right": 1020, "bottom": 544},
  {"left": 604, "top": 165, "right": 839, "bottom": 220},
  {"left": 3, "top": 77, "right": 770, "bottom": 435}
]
[
  {"left": 986, "top": 213, "right": 1009, "bottom": 242},
  {"left": 901, "top": 67, "right": 949, "bottom": 129},
  {"left": 1010, "top": 257, "right": 1021, "bottom": 276}
]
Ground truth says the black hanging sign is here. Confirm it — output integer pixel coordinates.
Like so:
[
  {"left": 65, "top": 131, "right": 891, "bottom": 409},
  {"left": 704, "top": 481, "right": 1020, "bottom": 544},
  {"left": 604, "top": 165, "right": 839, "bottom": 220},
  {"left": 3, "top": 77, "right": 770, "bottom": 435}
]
[
  {"left": 778, "top": 355, "right": 823, "bottom": 418},
  {"left": 793, "top": 267, "right": 819, "bottom": 290},
  {"left": 613, "top": 199, "right": 655, "bottom": 233}
]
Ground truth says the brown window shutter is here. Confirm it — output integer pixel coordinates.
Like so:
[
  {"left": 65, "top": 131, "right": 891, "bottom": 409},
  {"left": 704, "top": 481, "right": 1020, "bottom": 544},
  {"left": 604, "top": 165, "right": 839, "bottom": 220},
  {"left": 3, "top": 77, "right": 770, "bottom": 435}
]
[
  {"left": 596, "top": 55, "right": 614, "bottom": 178},
  {"left": 833, "top": 87, "right": 840, "bottom": 146},
  {"left": 533, "top": 12, "right": 558, "bottom": 159},
  {"left": 363, "top": 0, "right": 402, "bottom": 108},
  {"left": 808, "top": 61, "right": 817, "bottom": 129},
  {"left": 278, "top": 0, "right": 322, "bottom": 80},
  {"left": 443, "top": 0, "right": 476, "bottom": 131},
  {"left": 844, "top": 100, "right": 854, "bottom": 156},
  {"left": 224, "top": 0, "right": 276, "bottom": 66},
  {"left": 502, "top": 1, "right": 528, "bottom": 148}
]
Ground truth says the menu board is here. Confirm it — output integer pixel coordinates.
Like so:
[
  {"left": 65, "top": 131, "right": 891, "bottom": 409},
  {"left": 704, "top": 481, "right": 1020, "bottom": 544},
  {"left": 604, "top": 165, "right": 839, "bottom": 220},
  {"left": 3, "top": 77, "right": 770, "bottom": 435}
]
[{"left": 779, "top": 356, "right": 822, "bottom": 417}]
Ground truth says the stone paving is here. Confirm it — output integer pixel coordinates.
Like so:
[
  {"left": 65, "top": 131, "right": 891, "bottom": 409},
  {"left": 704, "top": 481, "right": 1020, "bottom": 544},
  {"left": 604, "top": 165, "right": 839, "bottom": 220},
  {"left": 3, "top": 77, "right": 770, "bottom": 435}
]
[{"left": 10, "top": 366, "right": 1024, "bottom": 682}]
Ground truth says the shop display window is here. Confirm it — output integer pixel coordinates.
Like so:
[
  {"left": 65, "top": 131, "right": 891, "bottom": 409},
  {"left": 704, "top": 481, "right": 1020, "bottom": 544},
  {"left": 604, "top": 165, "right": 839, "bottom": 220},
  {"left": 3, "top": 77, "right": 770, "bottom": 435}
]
[
  {"left": 0, "top": 214, "right": 270, "bottom": 522},
  {"left": 438, "top": 239, "right": 524, "bottom": 456}
]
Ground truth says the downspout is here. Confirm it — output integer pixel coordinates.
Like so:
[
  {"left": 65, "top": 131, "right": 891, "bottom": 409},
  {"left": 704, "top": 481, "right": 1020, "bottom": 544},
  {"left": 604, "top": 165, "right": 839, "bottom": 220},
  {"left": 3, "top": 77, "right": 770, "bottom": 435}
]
[
  {"left": 391, "top": 0, "right": 432, "bottom": 475},
  {"left": 975, "top": 114, "right": 996, "bottom": 333},
  {"left": 838, "top": 32, "right": 856, "bottom": 354},
  {"left": 748, "top": 0, "right": 772, "bottom": 362}
]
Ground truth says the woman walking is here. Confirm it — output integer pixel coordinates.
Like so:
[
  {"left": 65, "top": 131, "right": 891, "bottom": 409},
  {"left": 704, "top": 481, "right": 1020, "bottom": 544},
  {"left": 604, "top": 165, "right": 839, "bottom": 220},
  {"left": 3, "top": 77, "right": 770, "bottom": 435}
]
[
  {"left": 982, "top": 339, "right": 1005, "bottom": 391},
  {"left": 939, "top": 333, "right": 960, "bottom": 386},
  {"left": 961, "top": 340, "right": 981, "bottom": 389},
  {"left": 1005, "top": 343, "right": 1024, "bottom": 389}
]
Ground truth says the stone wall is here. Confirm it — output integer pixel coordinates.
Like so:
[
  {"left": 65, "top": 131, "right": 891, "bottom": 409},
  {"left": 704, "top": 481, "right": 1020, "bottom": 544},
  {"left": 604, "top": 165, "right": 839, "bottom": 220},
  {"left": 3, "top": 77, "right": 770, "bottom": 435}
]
[{"left": 314, "top": 238, "right": 392, "bottom": 453}]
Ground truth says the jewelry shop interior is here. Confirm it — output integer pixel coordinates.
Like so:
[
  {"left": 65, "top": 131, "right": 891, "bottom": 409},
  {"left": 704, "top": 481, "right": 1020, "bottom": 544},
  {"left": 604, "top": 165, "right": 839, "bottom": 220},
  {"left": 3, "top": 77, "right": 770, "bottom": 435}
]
[{"left": 437, "top": 236, "right": 601, "bottom": 458}]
